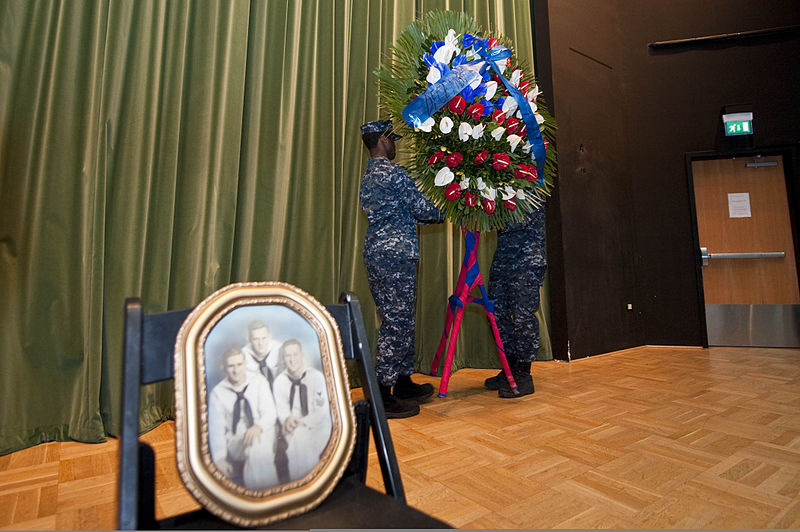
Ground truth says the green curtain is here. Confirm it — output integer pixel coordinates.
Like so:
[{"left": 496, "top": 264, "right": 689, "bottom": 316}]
[{"left": 0, "top": 0, "right": 550, "bottom": 456}]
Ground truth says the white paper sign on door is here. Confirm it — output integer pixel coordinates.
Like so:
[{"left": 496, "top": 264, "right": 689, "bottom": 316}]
[{"left": 728, "top": 192, "right": 752, "bottom": 218}]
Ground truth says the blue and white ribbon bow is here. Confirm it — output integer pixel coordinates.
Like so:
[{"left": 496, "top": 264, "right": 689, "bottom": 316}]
[{"left": 403, "top": 35, "right": 547, "bottom": 175}]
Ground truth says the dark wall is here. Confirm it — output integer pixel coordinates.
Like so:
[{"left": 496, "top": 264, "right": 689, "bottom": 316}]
[{"left": 535, "top": 0, "right": 800, "bottom": 359}]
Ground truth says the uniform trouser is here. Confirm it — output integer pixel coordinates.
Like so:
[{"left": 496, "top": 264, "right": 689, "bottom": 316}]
[
  {"left": 364, "top": 257, "right": 418, "bottom": 386},
  {"left": 489, "top": 255, "right": 546, "bottom": 365}
]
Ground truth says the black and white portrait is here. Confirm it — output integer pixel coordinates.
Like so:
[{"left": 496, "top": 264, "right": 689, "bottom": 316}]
[
  {"left": 204, "top": 304, "right": 333, "bottom": 490},
  {"left": 174, "top": 282, "right": 355, "bottom": 526}
]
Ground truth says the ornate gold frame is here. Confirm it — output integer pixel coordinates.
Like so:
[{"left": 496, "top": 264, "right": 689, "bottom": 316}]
[{"left": 173, "top": 282, "right": 355, "bottom": 527}]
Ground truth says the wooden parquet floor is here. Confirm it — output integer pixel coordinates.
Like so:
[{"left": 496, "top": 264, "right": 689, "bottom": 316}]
[{"left": 1, "top": 346, "right": 799, "bottom": 529}]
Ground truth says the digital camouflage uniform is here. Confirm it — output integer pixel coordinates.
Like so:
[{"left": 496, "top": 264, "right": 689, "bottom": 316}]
[
  {"left": 488, "top": 204, "right": 547, "bottom": 364},
  {"left": 360, "top": 156, "right": 442, "bottom": 386}
]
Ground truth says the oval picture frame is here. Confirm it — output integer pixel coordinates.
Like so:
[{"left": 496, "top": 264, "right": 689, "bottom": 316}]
[{"left": 173, "top": 282, "right": 356, "bottom": 527}]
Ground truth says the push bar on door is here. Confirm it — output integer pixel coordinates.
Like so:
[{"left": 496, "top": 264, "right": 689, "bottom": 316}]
[{"left": 700, "top": 247, "right": 785, "bottom": 266}]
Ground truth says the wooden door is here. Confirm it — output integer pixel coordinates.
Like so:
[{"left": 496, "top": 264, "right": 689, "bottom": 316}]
[{"left": 692, "top": 156, "right": 799, "bottom": 305}]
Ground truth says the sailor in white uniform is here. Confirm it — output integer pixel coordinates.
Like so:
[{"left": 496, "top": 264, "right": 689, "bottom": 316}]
[
  {"left": 272, "top": 339, "right": 333, "bottom": 482},
  {"left": 208, "top": 346, "right": 280, "bottom": 490}
]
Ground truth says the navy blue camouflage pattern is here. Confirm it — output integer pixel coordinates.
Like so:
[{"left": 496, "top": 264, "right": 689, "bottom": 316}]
[
  {"left": 360, "top": 156, "right": 442, "bottom": 386},
  {"left": 488, "top": 204, "right": 547, "bottom": 364},
  {"left": 361, "top": 157, "right": 442, "bottom": 262},
  {"left": 360, "top": 120, "right": 401, "bottom": 139},
  {"left": 365, "top": 258, "right": 418, "bottom": 386}
]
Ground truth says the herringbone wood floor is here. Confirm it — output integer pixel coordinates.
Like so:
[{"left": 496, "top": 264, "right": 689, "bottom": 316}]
[{"left": 1, "top": 346, "right": 799, "bottom": 529}]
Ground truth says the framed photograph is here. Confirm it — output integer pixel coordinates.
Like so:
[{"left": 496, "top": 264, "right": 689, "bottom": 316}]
[{"left": 173, "top": 282, "right": 356, "bottom": 527}]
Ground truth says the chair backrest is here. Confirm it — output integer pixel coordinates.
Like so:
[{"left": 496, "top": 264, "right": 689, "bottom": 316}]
[{"left": 117, "top": 291, "right": 404, "bottom": 530}]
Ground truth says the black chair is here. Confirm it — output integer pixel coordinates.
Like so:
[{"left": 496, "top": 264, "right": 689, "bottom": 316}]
[{"left": 118, "top": 291, "right": 450, "bottom": 529}]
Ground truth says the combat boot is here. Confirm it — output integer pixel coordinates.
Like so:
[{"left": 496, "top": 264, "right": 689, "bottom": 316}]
[
  {"left": 379, "top": 384, "right": 420, "bottom": 418},
  {"left": 484, "top": 365, "right": 511, "bottom": 390},
  {"left": 393, "top": 374, "right": 434, "bottom": 402},
  {"left": 498, "top": 359, "right": 534, "bottom": 398}
]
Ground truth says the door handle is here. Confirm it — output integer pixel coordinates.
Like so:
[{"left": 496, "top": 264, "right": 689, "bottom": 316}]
[{"left": 700, "top": 247, "right": 785, "bottom": 266}]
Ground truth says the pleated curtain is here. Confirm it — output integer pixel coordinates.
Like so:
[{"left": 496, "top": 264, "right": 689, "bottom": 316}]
[{"left": 0, "top": 0, "right": 551, "bottom": 455}]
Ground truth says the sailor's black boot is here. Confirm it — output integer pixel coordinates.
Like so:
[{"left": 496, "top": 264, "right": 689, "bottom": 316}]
[
  {"left": 484, "top": 362, "right": 513, "bottom": 390},
  {"left": 393, "top": 374, "right": 435, "bottom": 402},
  {"left": 379, "top": 384, "right": 420, "bottom": 418},
  {"left": 498, "top": 359, "right": 534, "bottom": 398}
]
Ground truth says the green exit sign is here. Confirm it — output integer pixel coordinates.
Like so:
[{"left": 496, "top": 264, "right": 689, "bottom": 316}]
[
  {"left": 722, "top": 112, "right": 754, "bottom": 136},
  {"left": 726, "top": 120, "right": 752, "bottom": 136}
]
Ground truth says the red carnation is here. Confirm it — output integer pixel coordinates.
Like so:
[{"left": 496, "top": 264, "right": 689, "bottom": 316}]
[
  {"left": 428, "top": 151, "right": 445, "bottom": 165},
  {"left": 474, "top": 150, "right": 489, "bottom": 165},
  {"left": 483, "top": 198, "right": 496, "bottom": 214},
  {"left": 492, "top": 153, "right": 511, "bottom": 170},
  {"left": 491, "top": 109, "right": 505, "bottom": 125},
  {"left": 504, "top": 197, "right": 517, "bottom": 211},
  {"left": 466, "top": 103, "right": 484, "bottom": 121},
  {"left": 445, "top": 182, "right": 462, "bottom": 201},
  {"left": 448, "top": 95, "right": 466, "bottom": 115},
  {"left": 506, "top": 117, "right": 520, "bottom": 135},
  {"left": 464, "top": 191, "right": 477, "bottom": 208}
]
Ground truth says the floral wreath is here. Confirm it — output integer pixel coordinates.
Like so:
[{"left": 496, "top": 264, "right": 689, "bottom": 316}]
[{"left": 376, "top": 11, "right": 556, "bottom": 232}]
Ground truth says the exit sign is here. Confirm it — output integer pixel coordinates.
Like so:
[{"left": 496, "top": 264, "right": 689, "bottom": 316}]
[{"left": 722, "top": 112, "right": 754, "bottom": 136}]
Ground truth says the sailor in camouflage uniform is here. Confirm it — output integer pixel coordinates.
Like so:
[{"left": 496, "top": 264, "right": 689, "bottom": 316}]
[
  {"left": 359, "top": 120, "right": 443, "bottom": 418},
  {"left": 485, "top": 203, "right": 547, "bottom": 397}
]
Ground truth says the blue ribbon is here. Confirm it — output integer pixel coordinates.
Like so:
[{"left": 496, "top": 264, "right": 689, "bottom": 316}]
[{"left": 402, "top": 37, "right": 547, "bottom": 174}]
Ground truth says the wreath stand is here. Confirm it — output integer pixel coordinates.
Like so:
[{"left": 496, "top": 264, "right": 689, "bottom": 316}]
[{"left": 430, "top": 228, "right": 519, "bottom": 397}]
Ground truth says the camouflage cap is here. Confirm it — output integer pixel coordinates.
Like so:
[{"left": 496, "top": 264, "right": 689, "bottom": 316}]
[{"left": 360, "top": 119, "right": 402, "bottom": 140}]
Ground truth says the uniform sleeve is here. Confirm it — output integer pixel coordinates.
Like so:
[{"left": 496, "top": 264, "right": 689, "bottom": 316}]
[
  {"left": 500, "top": 203, "right": 544, "bottom": 233},
  {"left": 500, "top": 215, "right": 531, "bottom": 233},
  {"left": 397, "top": 166, "right": 444, "bottom": 223},
  {"left": 208, "top": 387, "right": 228, "bottom": 463}
]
